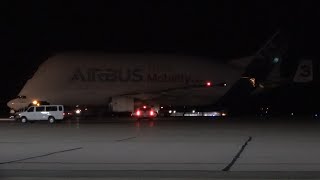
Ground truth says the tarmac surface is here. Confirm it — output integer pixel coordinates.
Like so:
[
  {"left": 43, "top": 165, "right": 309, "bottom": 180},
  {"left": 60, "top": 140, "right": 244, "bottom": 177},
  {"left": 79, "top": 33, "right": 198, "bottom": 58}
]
[{"left": 1, "top": 116, "right": 320, "bottom": 179}]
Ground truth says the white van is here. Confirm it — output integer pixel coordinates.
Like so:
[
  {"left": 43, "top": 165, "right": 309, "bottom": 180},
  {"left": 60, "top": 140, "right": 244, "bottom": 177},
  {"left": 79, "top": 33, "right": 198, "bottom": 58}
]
[{"left": 18, "top": 105, "right": 64, "bottom": 123}]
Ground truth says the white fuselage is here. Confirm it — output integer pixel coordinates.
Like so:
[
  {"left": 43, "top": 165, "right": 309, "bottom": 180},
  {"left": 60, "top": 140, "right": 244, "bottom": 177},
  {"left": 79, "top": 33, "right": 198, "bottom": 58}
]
[{"left": 7, "top": 53, "right": 247, "bottom": 111}]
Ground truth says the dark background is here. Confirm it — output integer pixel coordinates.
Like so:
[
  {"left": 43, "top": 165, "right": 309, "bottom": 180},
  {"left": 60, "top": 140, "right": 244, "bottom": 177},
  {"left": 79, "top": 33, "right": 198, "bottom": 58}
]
[{"left": 1, "top": 1, "right": 319, "bottom": 116}]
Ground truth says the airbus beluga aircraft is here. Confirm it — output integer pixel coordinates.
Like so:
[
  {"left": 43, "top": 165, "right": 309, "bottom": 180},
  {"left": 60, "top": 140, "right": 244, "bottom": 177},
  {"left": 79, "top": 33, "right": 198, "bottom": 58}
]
[{"left": 7, "top": 53, "right": 255, "bottom": 113}]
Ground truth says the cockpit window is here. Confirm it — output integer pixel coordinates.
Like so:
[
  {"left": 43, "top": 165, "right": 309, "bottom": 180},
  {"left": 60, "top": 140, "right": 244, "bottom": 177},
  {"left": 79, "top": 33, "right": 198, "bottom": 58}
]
[{"left": 17, "top": 95, "right": 26, "bottom": 99}]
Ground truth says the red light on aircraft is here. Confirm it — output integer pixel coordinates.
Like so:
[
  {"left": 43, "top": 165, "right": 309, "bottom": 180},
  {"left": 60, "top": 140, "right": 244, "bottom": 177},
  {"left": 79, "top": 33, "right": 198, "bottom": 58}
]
[
  {"left": 136, "top": 110, "right": 141, "bottom": 116},
  {"left": 150, "top": 110, "right": 154, "bottom": 116},
  {"left": 143, "top": 105, "right": 147, "bottom": 109},
  {"left": 206, "top": 81, "right": 212, "bottom": 87}
]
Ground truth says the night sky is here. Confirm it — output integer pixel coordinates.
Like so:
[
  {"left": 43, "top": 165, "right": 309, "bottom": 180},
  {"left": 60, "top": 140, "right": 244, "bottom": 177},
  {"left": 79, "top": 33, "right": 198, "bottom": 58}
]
[{"left": 1, "top": 1, "right": 319, "bottom": 115}]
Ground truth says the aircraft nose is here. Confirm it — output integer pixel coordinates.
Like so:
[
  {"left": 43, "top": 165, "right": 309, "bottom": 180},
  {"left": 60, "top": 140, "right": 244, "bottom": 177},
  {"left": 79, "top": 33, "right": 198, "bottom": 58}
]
[{"left": 7, "top": 99, "right": 19, "bottom": 110}]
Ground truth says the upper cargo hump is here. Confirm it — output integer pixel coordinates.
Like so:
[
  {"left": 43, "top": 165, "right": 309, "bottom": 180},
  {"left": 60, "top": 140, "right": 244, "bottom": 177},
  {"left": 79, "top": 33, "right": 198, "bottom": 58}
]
[
  {"left": 293, "top": 59, "right": 313, "bottom": 83},
  {"left": 228, "top": 56, "right": 255, "bottom": 69}
]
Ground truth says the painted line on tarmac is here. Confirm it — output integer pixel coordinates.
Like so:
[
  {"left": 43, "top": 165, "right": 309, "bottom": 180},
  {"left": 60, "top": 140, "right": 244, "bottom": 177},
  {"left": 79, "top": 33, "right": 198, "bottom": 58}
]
[
  {"left": 115, "top": 136, "right": 137, "bottom": 142},
  {"left": 10, "top": 162, "right": 226, "bottom": 165},
  {"left": 222, "top": 136, "right": 252, "bottom": 171},
  {"left": 0, "top": 147, "right": 83, "bottom": 164},
  {"left": 2, "top": 170, "right": 320, "bottom": 179}
]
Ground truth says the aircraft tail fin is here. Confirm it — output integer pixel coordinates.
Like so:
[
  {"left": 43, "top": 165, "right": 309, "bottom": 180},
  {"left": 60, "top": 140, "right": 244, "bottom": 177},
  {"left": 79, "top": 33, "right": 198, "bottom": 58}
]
[
  {"left": 229, "top": 31, "right": 285, "bottom": 70},
  {"left": 245, "top": 30, "right": 288, "bottom": 81},
  {"left": 293, "top": 59, "right": 313, "bottom": 83}
]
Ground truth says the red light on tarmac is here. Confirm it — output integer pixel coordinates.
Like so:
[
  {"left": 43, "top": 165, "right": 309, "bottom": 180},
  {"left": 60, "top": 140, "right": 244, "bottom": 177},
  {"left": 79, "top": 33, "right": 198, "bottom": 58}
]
[
  {"left": 135, "top": 121, "right": 141, "bottom": 128},
  {"left": 150, "top": 110, "right": 154, "bottom": 116},
  {"left": 136, "top": 110, "right": 141, "bottom": 116},
  {"left": 149, "top": 121, "right": 154, "bottom": 127},
  {"left": 206, "top": 81, "right": 212, "bottom": 87}
]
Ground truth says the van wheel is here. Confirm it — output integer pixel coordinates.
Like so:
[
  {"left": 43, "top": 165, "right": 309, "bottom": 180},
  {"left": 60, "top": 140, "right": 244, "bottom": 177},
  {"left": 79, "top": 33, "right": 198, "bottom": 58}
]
[
  {"left": 21, "top": 117, "right": 28, "bottom": 123},
  {"left": 48, "top": 117, "right": 55, "bottom": 124}
]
